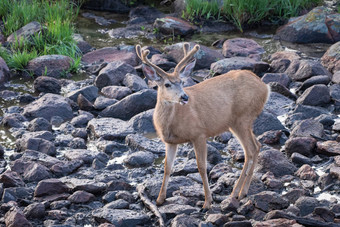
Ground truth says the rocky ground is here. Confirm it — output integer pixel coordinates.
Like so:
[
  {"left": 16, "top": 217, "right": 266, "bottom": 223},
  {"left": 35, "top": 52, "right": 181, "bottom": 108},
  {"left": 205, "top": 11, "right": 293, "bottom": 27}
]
[{"left": 0, "top": 3, "right": 340, "bottom": 227}]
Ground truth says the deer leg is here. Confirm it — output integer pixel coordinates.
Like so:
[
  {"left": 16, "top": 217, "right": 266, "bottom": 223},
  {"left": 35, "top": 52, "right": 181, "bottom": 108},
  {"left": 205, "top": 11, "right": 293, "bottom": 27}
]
[
  {"left": 156, "top": 143, "right": 178, "bottom": 206},
  {"left": 238, "top": 133, "right": 261, "bottom": 199},
  {"left": 193, "top": 137, "right": 212, "bottom": 209}
]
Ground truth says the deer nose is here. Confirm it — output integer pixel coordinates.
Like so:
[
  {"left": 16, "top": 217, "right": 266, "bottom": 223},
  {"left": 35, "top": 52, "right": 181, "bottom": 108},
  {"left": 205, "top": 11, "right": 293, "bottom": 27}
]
[{"left": 180, "top": 94, "right": 189, "bottom": 103}]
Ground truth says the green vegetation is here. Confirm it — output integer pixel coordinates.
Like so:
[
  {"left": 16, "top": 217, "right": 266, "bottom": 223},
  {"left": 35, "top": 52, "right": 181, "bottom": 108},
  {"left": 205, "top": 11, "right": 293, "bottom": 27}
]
[
  {"left": 183, "top": 0, "right": 321, "bottom": 32},
  {"left": 0, "top": 0, "right": 82, "bottom": 73}
]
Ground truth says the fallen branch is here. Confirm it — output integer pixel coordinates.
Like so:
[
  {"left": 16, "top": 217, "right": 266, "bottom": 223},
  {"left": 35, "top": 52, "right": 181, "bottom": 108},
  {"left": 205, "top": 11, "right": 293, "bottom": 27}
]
[{"left": 137, "top": 184, "right": 165, "bottom": 227}]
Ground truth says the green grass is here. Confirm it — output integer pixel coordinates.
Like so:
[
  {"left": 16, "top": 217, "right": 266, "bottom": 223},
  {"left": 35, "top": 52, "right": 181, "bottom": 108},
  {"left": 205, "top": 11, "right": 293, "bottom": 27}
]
[
  {"left": 183, "top": 0, "right": 321, "bottom": 32},
  {"left": 0, "top": 0, "right": 82, "bottom": 72}
]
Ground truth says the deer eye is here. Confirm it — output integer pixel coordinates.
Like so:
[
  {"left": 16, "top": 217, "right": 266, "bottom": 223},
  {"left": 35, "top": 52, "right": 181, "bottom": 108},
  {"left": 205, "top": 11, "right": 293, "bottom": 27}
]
[{"left": 164, "top": 83, "right": 171, "bottom": 88}]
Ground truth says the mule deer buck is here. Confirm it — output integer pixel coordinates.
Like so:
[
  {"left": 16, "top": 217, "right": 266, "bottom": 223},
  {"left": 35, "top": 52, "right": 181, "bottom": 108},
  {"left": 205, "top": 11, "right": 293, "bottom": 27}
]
[{"left": 136, "top": 43, "right": 270, "bottom": 209}]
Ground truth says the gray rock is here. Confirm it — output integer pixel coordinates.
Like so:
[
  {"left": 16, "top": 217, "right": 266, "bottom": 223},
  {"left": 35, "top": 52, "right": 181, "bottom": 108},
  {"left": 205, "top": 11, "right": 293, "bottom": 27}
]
[
  {"left": 295, "top": 164, "right": 317, "bottom": 180},
  {"left": 100, "top": 89, "right": 157, "bottom": 120},
  {"left": 321, "top": 42, "right": 340, "bottom": 74},
  {"left": 27, "top": 117, "right": 52, "bottom": 132},
  {"left": 297, "top": 84, "right": 330, "bottom": 106},
  {"left": 297, "top": 75, "right": 331, "bottom": 93},
  {"left": 285, "top": 59, "right": 331, "bottom": 81},
  {"left": 7, "top": 21, "right": 43, "bottom": 43},
  {"left": 68, "top": 137, "right": 87, "bottom": 149},
  {"left": 123, "top": 151, "right": 155, "bottom": 167},
  {"left": 125, "top": 134, "right": 165, "bottom": 154},
  {"left": 66, "top": 85, "right": 98, "bottom": 102},
  {"left": 0, "top": 170, "right": 25, "bottom": 188},
  {"left": 222, "top": 38, "right": 265, "bottom": 58},
  {"left": 71, "top": 128, "right": 88, "bottom": 140},
  {"left": 2, "top": 187, "right": 33, "bottom": 203},
  {"left": 221, "top": 196, "right": 240, "bottom": 212},
  {"left": 14, "top": 150, "right": 61, "bottom": 169},
  {"left": 50, "top": 160, "right": 84, "bottom": 177},
  {"left": 101, "top": 85, "right": 132, "bottom": 100},
  {"left": 211, "top": 57, "right": 269, "bottom": 75},
  {"left": 128, "top": 6, "right": 165, "bottom": 25},
  {"left": 261, "top": 73, "right": 291, "bottom": 87},
  {"left": 264, "top": 92, "right": 294, "bottom": 116},
  {"left": 64, "top": 149, "right": 100, "bottom": 164},
  {"left": 5, "top": 207, "right": 32, "bottom": 227},
  {"left": 61, "top": 178, "right": 107, "bottom": 194},
  {"left": 104, "top": 199, "right": 129, "bottom": 209},
  {"left": 87, "top": 118, "right": 134, "bottom": 140},
  {"left": 23, "top": 162, "right": 51, "bottom": 182},
  {"left": 23, "top": 93, "right": 73, "bottom": 121},
  {"left": 149, "top": 54, "right": 177, "bottom": 71},
  {"left": 92, "top": 208, "right": 149, "bottom": 226},
  {"left": 94, "top": 96, "right": 118, "bottom": 110},
  {"left": 295, "top": 196, "right": 319, "bottom": 216},
  {"left": 82, "top": 0, "right": 130, "bottom": 13},
  {"left": 159, "top": 204, "right": 200, "bottom": 219},
  {"left": 68, "top": 190, "right": 95, "bottom": 203},
  {"left": 82, "top": 47, "right": 138, "bottom": 66},
  {"left": 33, "top": 76, "right": 61, "bottom": 94},
  {"left": 284, "top": 137, "right": 316, "bottom": 157},
  {"left": 332, "top": 71, "right": 340, "bottom": 84},
  {"left": 330, "top": 84, "right": 340, "bottom": 101},
  {"left": 70, "top": 113, "right": 94, "bottom": 128},
  {"left": 34, "top": 178, "right": 69, "bottom": 197},
  {"left": 290, "top": 119, "right": 325, "bottom": 138},
  {"left": 23, "top": 202, "right": 45, "bottom": 219},
  {"left": 1, "top": 113, "right": 27, "bottom": 128},
  {"left": 170, "top": 214, "right": 200, "bottom": 227},
  {"left": 316, "top": 140, "right": 340, "bottom": 156},
  {"left": 251, "top": 191, "right": 289, "bottom": 212},
  {"left": 122, "top": 73, "right": 148, "bottom": 92},
  {"left": 154, "top": 16, "right": 197, "bottom": 36},
  {"left": 16, "top": 138, "right": 56, "bottom": 156},
  {"left": 282, "top": 188, "right": 306, "bottom": 204},
  {"left": 0, "top": 56, "right": 10, "bottom": 85},
  {"left": 129, "top": 109, "right": 155, "bottom": 134},
  {"left": 253, "top": 110, "right": 285, "bottom": 135}
]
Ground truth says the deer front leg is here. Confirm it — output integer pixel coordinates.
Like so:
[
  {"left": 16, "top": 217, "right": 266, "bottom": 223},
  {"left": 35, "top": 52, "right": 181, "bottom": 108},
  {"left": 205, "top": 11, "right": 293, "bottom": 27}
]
[
  {"left": 156, "top": 143, "right": 178, "bottom": 206},
  {"left": 193, "top": 137, "right": 212, "bottom": 209}
]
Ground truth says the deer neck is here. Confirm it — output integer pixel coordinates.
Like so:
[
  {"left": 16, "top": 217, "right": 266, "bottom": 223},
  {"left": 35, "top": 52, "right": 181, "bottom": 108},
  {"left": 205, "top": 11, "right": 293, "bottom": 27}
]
[{"left": 154, "top": 97, "right": 178, "bottom": 141}]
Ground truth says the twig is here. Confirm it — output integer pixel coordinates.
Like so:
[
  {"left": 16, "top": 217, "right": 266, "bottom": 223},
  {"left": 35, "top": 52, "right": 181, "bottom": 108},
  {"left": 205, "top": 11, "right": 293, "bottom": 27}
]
[{"left": 137, "top": 184, "right": 165, "bottom": 227}]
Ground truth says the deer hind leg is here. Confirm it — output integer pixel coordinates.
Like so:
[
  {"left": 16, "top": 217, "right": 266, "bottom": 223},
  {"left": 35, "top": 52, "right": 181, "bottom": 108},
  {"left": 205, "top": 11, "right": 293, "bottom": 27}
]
[
  {"left": 156, "top": 143, "right": 178, "bottom": 206},
  {"left": 193, "top": 137, "right": 213, "bottom": 209},
  {"left": 230, "top": 126, "right": 259, "bottom": 199}
]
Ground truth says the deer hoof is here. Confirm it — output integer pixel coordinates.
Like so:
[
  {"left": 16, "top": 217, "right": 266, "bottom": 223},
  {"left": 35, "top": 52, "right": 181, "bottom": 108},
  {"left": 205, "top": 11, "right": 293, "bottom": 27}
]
[{"left": 156, "top": 197, "right": 165, "bottom": 206}]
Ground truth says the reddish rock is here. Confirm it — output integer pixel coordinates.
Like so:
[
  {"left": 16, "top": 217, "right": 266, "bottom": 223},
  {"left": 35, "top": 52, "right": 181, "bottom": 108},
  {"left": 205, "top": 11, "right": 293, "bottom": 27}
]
[
  {"left": 332, "top": 71, "right": 340, "bottom": 84},
  {"left": 34, "top": 179, "right": 70, "bottom": 197},
  {"left": 5, "top": 207, "right": 32, "bottom": 227},
  {"left": 82, "top": 47, "right": 138, "bottom": 66},
  {"left": 221, "top": 196, "right": 240, "bottom": 212},
  {"left": 330, "top": 164, "right": 340, "bottom": 180},
  {"left": 154, "top": 16, "right": 197, "bottom": 36},
  {"left": 335, "top": 156, "right": 340, "bottom": 166},
  {"left": 23, "top": 202, "right": 45, "bottom": 219},
  {"left": 284, "top": 137, "right": 317, "bottom": 157},
  {"left": 257, "top": 130, "right": 282, "bottom": 145},
  {"left": 205, "top": 213, "right": 229, "bottom": 226},
  {"left": 23, "top": 162, "right": 51, "bottom": 182},
  {"left": 295, "top": 164, "right": 317, "bottom": 180},
  {"left": 77, "top": 94, "right": 95, "bottom": 111},
  {"left": 68, "top": 190, "right": 95, "bottom": 203},
  {"left": 321, "top": 41, "right": 340, "bottom": 73},
  {"left": 222, "top": 38, "right": 265, "bottom": 58},
  {"left": 316, "top": 141, "right": 340, "bottom": 156},
  {"left": 254, "top": 218, "right": 302, "bottom": 227},
  {"left": 0, "top": 170, "right": 25, "bottom": 188},
  {"left": 101, "top": 86, "right": 132, "bottom": 100}
]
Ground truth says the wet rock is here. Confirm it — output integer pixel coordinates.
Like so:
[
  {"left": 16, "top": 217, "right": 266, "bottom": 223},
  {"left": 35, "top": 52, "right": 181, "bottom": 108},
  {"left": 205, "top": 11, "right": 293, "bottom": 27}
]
[
  {"left": 222, "top": 38, "right": 265, "bottom": 58},
  {"left": 129, "top": 109, "right": 155, "bottom": 134},
  {"left": 23, "top": 93, "right": 73, "bottom": 121},
  {"left": 23, "top": 202, "right": 45, "bottom": 219},
  {"left": 296, "top": 84, "right": 330, "bottom": 106},
  {"left": 101, "top": 89, "right": 157, "bottom": 120},
  {"left": 122, "top": 73, "right": 148, "bottom": 92},
  {"left": 64, "top": 149, "right": 100, "bottom": 164},
  {"left": 159, "top": 204, "right": 200, "bottom": 219},
  {"left": 94, "top": 96, "right": 118, "bottom": 110},
  {"left": 68, "top": 190, "right": 95, "bottom": 203},
  {"left": 104, "top": 199, "right": 129, "bottom": 209},
  {"left": 295, "top": 196, "right": 319, "bottom": 216},
  {"left": 256, "top": 149, "right": 297, "bottom": 177},
  {"left": 66, "top": 85, "right": 98, "bottom": 102},
  {"left": 1, "top": 113, "right": 27, "bottom": 128},
  {"left": 101, "top": 85, "right": 132, "bottom": 100},
  {"left": 50, "top": 160, "right": 83, "bottom": 177},
  {"left": 276, "top": 6, "right": 340, "bottom": 43},
  {"left": 316, "top": 141, "right": 340, "bottom": 156},
  {"left": 165, "top": 42, "right": 224, "bottom": 70},
  {"left": 291, "top": 152, "right": 313, "bottom": 166},
  {"left": 170, "top": 214, "right": 200, "bottom": 227},
  {"left": 0, "top": 170, "right": 25, "bottom": 188},
  {"left": 252, "top": 191, "right": 289, "bottom": 212},
  {"left": 221, "top": 196, "right": 240, "bottom": 212},
  {"left": 70, "top": 113, "right": 94, "bottom": 128},
  {"left": 62, "top": 178, "right": 107, "bottom": 194},
  {"left": 253, "top": 110, "right": 285, "bottom": 135},
  {"left": 5, "top": 207, "right": 32, "bottom": 227},
  {"left": 23, "top": 162, "right": 51, "bottom": 182},
  {"left": 123, "top": 151, "right": 155, "bottom": 167},
  {"left": 26, "top": 55, "right": 73, "bottom": 78},
  {"left": 297, "top": 75, "right": 331, "bottom": 93},
  {"left": 82, "top": 47, "right": 138, "bottom": 66},
  {"left": 34, "top": 178, "right": 69, "bottom": 197},
  {"left": 92, "top": 208, "right": 149, "bottom": 226},
  {"left": 16, "top": 137, "right": 56, "bottom": 156},
  {"left": 0, "top": 56, "right": 10, "bottom": 85},
  {"left": 7, "top": 21, "right": 43, "bottom": 43},
  {"left": 261, "top": 73, "right": 291, "bottom": 87},
  {"left": 290, "top": 119, "right": 325, "bottom": 138},
  {"left": 87, "top": 117, "right": 134, "bottom": 140},
  {"left": 284, "top": 137, "right": 316, "bottom": 157},
  {"left": 211, "top": 57, "right": 269, "bottom": 75},
  {"left": 322, "top": 41, "right": 340, "bottom": 73},
  {"left": 295, "top": 164, "right": 317, "bottom": 180},
  {"left": 154, "top": 16, "right": 197, "bottom": 36},
  {"left": 33, "top": 75, "right": 61, "bottom": 94},
  {"left": 27, "top": 117, "right": 51, "bottom": 132}
]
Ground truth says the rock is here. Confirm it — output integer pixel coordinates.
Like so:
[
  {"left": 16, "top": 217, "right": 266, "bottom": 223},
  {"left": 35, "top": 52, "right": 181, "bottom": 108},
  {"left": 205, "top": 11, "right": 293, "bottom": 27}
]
[
  {"left": 254, "top": 219, "right": 301, "bottom": 227},
  {"left": 33, "top": 76, "right": 61, "bottom": 94},
  {"left": 0, "top": 170, "right": 25, "bottom": 188},
  {"left": 62, "top": 178, "right": 107, "bottom": 194},
  {"left": 7, "top": 21, "right": 43, "bottom": 43},
  {"left": 269, "top": 82, "right": 297, "bottom": 100},
  {"left": 330, "top": 84, "right": 340, "bottom": 101},
  {"left": 2, "top": 187, "right": 33, "bottom": 203},
  {"left": 149, "top": 54, "right": 177, "bottom": 71},
  {"left": 129, "top": 6, "right": 164, "bottom": 24},
  {"left": 5, "top": 207, "right": 32, "bottom": 227},
  {"left": 295, "top": 196, "right": 319, "bottom": 216},
  {"left": 291, "top": 152, "right": 312, "bottom": 166},
  {"left": 224, "top": 221, "right": 252, "bottom": 227},
  {"left": 165, "top": 42, "right": 224, "bottom": 70},
  {"left": 256, "top": 149, "right": 297, "bottom": 177},
  {"left": 288, "top": 105, "right": 330, "bottom": 124},
  {"left": 1, "top": 113, "right": 27, "bottom": 128},
  {"left": 283, "top": 188, "right": 306, "bottom": 204},
  {"left": 285, "top": 60, "right": 331, "bottom": 81},
  {"left": 261, "top": 73, "right": 291, "bottom": 87},
  {"left": 284, "top": 137, "right": 316, "bottom": 157},
  {"left": 316, "top": 141, "right": 340, "bottom": 156},
  {"left": 332, "top": 71, "right": 340, "bottom": 84},
  {"left": 50, "top": 160, "right": 83, "bottom": 177},
  {"left": 206, "top": 213, "right": 229, "bottom": 226},
  {"left": 100, "top": 89, "right": 157, "bottom": 120},
  {"left": 0, "top": 56, "right": 10, "bottom": 85},
  {"left": 68, "top": 137, "right": 87, "bottom": 149},
  {"left": 94, "top": 96, "right": 118, "bottom": 110},
  {"left": 221, "top": 196, "right": 240, "bottom": 212},
  {"left": 129, "top": 109, "right": 155, "bottom": 134},
  {"left": 27, "top": 117, "right": 52, "bottom": 132},
  {"left": 251, "top": 191, "right": 289, "bottom": 212},
  {"left": 125, "top": 134, "right": 165, "bottom": 154},
  {"left": 330, "top": 164, "right": 340, "bottom": 180},
  {"left": 275, "top": 6, "right": 340, "bottom": 43},
  {"left": 14, "top": 150, "right": 61, "bottom": 169},
  {"left": 66, "top": 85, "right": 98, "bottom": 102},
  {"left": 264, "top": 92, "right": 294, "bottom": 116},
  {"left": 77, "top": 94, "right": 95, "bottom": 111},
  {"left": 34, "top": 178, "right": 69, "bottom": 197},
  {"left": 95, "top": 61, "right": 137, "bottom": 89},
  {"left": 68, "top": 190, "right": 95, "bottom": 203},
  {"left": 253, "top": 111, "right": 285, "bottom": 135},
  {"left": 101, "top": 85, "right": 132, "bottom": 100},
  {"left": 295, "top": 164, "right": 317, "bottom": 180},
  {"left": 159, "top": 204, "right": 200, "bottom": 219},
  {"left": 71, "top": 128, "right": 88, "bottom": 140},
  {"left": 18, "top": 94, "right": 35, "bottom": 104},
  {"left": 70, "top": 113, "right": 94, "bottom": 128},
  {"left": 211, "top": 57, "right": 269, "bottom": 75},
  {"left": 23, "top": 93, "right": 73, "bottom": 121},
  {"left": 296, "top": 84, "right": 330, "bottom": 106},
  {"left": 170, "top": 214, "right": 200, "bottom": 227},
  {"left": 257, "top": 130, "right": 283, "bottom": 145},
  {"left": 290, "top": 119, "right": 325, "bottom": 138},
  {"left": 222, "top": 38, "right": 265, "bottom": 58},
  {"left": 87, "top": 118, "right": 134, "bottom": 140},
  {"left": 261, "top": 172, "right": 283, "bottom": 189},
  {"left": 82, "top": 0, "right": 130, "bottom": 13},
  {"left": 82, "top": 47, "right": 138, "bottom": 66},
  {"left": 64, "top": 149, "right": 100, "bottom": 164},
  {"left": 269, "top": 51, "right": 301, "bottom": 72},
  {"left": 104, "top": 199, "right": 129, "bottom": 209},
  {"left": 123, "top": 151, "right": 155, "bottom": 167},
  {"left": 122, "top": 73, "right": 148, "bottom": 92},
  {"left": 297, "top": 75, "right": 331, "bottom": 93},
  {"left": 313, "top": 207, "right": 335, "bottom": 223},
  {"left": 23, "top": 162, "right": 51, "bottom": 182},
  {"left": 23, "top": 202, "right": 45, "bottom": 219},
  {"left": 92, "top": 208, "right": 149, "bottom": 226},
  {"left": 16, "top": 137, "right": 56, "bottom": 156},
  {"left": 154, "top": 16, "right": 197, "bottom": 36},
  {"left": 322, "top": 41, "right": 340, "bottom": 73},
  {"left": 26, "top": 55, "right": 73, "bottom": 78}
]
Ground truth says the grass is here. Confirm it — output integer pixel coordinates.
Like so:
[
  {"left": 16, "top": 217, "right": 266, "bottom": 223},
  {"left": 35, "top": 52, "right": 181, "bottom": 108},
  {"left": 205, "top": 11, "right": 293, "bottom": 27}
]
[
  {"left": 0, "top": 0, "right": 82, "bottom": 73},
  {"left": 183, "top": 0, "right": 321, "bottom": 32}
]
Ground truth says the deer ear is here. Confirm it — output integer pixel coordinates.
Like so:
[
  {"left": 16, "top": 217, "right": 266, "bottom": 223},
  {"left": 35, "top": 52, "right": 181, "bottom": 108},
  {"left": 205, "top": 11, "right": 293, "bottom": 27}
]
[
  {"left": 180, "top": 59, "right": 196, "bottom": 78},
  {"left": 142, "top": 64, "right": 161, "bottom": 81}
]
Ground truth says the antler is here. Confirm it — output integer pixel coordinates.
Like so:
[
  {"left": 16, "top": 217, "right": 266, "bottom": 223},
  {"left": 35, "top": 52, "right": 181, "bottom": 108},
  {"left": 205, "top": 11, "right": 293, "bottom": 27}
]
[
  {"left": 136, "top": 45, "right": 171, "bottom": 78},
  {"left": 174, "top": 43, "right": 200, "bottom": 74}
]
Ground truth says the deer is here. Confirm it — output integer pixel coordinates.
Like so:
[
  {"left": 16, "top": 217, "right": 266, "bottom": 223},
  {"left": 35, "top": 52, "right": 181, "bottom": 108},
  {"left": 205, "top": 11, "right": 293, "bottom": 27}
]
[{"left": 135, "top": 43, "right": 270, "bottom": 210}]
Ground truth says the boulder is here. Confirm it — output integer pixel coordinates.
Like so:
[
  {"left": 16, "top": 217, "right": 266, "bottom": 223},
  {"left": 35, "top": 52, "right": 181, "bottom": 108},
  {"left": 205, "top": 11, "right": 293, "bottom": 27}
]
[
  {"left": 222, "top": 38, "right": 265, "bottom": 58},
  {"left": 66, "top": 85, "right": 98, "bottom": 102},
  {"left": 92, "top": 208, "right": 149, "bottom": 226},
  {"left": 34, "top": 178, "right": 69, "bottom": 197},
  {"left": 321, "top": 41, "right": 340, "bottom": 73},
  {"left": 23, "top": 202, "right": 45, "bottom": 219},
  {"left": 5, "top": 207, "right": 32, "bottom": 227},
  {"left": 264, "top": 92, "right": 294, "bottom": 116},
  {"left": 0, "top": 56, "right": 10, "bottom": 85},
  {"left": 101, "top": 85, "right": 132, "bottom": 100},
  {"left": 297, "top": 75, "right": 331, "bottom": 93},
  {"left": 251, "top": 191, "right": 289, "bottom": 212},
  {"left": 82, "top": 47, "right": 138, "bottom": 66},
  {"left": 154, "top": 16, "right": 198, "bottom": 36},
  {"left": 100, "top": 89, "right": 157, "bottom": 120},
  {"left": 164, "top": 42, "right": 224, "bottom": 70},
  {"left": 23, "top": 93, "right": 73, "bottom": 121},
  {"left": 295, "top": 164, "right": 317, "bottom": 180},
  {"left": 316, "top": 141, "right": 340, "bottom": 156},
  {"left": 261, "top": 73, "right": 291, "bottom": 88},
  {"left": 124, "top": 151, "right": 155, "bottom": 167},
  {"left": 94, "top": 96, "right": 118, "bottom": 110},
  {"left": 290, "top": 119, "right": 324, "bottom": 138},
  {"left": 7, "top": 21, "right": 44, "bottom": 43},
  {"left": 295, "top": 196, "right": 319, "bottom": 216},
  {"left": 276, "top": 6, "right": 340, "bottom": 43},
  {"left": 26, "top": 55, "right": 73, "bottom": 78},
  {"left": 122, "top": 73, "right": 148, "bottom": 92},
  {"left": 332, "top": 71, "right": 340, "bottom": 84},
  {"left": 23, "top": 162, "right": 51, "bottom": 182},
  {"left": 0, "top": 170, "right": 25, "bottom": 188},
  {"left": 64, "top": 149, "right": 100, "bottom": 164},
  {"left": 128, "top": 109, "right": 155, "bottom": 134},
  {"left": 285, "top": 60, "right": 331, "bottom": 81},
  {"left": 1, "top": 113, "right": 27, "bottom": 128},
  {"left": 284, "top": 137, "right": 316, "bottom": 157},
  {"left": 87, "top": 118, "right": 134, "bottom": 140},
  {"left": 253, "top": 111, "right": 285, "bottom": 135},
  {"left": 296, "top": 84, "right": 330, "bottom": 106},
  {"left": 211, "top": 57, "right": 269, "bottom": 75},
  {"left": 33, "top": 76, "right": 61, "bottom": 94},
  {"left": 27, "top": 117, "right": 52, "bottom": 132},
  {"left": 68, "top": 190, "right": 95, "bottom": 203}
]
